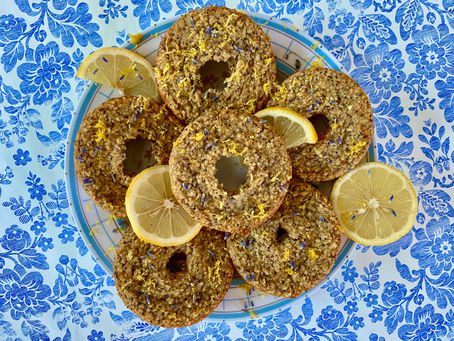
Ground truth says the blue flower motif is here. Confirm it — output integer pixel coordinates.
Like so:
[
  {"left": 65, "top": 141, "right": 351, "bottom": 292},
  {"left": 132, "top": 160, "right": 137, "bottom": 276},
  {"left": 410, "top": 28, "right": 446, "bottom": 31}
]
[
  {"left": 17, "top": 42, "right": 74, "bottom": 105},
  {"left": 28, "top": 182, "right": 46, "bottom": 201},
  {"left": 0, "top": 269, "right": 51, "bottom": 320},
  {"left": 52, "top": 212, "right": 68, "bottom": 227},
  {"left": 38, "top": 237, "right": 53, "bottom": 252},
  {"left": 30, "top": 221, "right": 46, "bottom": 235},
  {"left": 87, "top": 330, "right": 105, "bottom": 341},
  {"left": 369, "top": 308, "right": 383, "bottom": 323},
  {"left": 0, "top": 14, "right": 26, "bottom": 41},
  {"left": 0, "top": 225, "right": 31, "bottom": 252},
  {"left": 351, "top": 43, "right": 405, "bottom": 104},
  {"left": 406, "top": 25, "right": 454, "bottom": 80},
  {"left": 132, "top": 0, "right": 172, "bottom": 30},
  {"left": 236, "top": 308, "right": 291, "bottom": 341},
  {"left": 344, "top": 300, "right": 358, "bottom": 314},
  {"left": 328, "top": 9, "right": 354, "bottom": 35},
  {"left": 316, "top": 305, "right": 344, "bottom": 330},
  {"left": 342, "top": 261, "right": 358, "bottom": 283},
  {"left": 350, "top": 316, "right": 365, "bottom": 330},
  {"left": 364, "top": 293, "right": 378, "bottom": 307},
  {"left": 411, "top": 216, "right": 454, "bottom": 276},
  {"left": 58, "top": 229, "right": 74, "bottom": 244},
  {"left": 398, "top": 304, "right": 447, "bottom": 340},
  {"left": 409, "top": 161, "right": 432, "bottom": 187},
  {"left": 12, "top": 149, "right": 31, "bottom": 166},
  {"left": 381, "top": 281, "right": 407, "bottom": 306}
]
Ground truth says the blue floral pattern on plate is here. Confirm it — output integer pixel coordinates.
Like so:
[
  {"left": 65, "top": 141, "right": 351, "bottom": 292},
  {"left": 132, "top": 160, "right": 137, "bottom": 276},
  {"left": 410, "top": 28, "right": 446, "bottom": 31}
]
[{"left": 0, "top": 0, "right": 454, "bottom": 339}]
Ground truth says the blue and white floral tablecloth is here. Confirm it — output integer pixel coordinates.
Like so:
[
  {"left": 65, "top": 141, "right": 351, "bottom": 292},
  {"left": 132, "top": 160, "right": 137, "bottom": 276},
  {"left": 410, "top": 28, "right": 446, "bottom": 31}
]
[{"left": 1, "top": 0, "right": 454, "bottom": 340}]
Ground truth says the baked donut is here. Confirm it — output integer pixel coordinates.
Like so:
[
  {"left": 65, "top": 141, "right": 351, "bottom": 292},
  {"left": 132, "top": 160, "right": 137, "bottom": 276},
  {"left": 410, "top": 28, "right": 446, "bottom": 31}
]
[
  {"left": 155, "top": 6, "right": 276, "bottom": 123},
  {"left": 114, "top": 227, "right": 233, "bottom": 327},
  {"left": 226, "top": 180, "right": 341, "bottom": 298},
  {"left": 268, "top": 67, "right": 374, "bottom": 182},
  {"left": 74, "top": 96, "right": 183, "bottom": 218},
  {"left": 169, "top": 110, "right": 292, "bottom": 234}
]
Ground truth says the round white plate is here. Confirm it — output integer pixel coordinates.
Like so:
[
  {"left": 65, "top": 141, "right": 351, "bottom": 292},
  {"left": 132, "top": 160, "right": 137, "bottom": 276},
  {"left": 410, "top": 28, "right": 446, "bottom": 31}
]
[{"left": 66, "top": 12, "right": 375, "bottom": 321}]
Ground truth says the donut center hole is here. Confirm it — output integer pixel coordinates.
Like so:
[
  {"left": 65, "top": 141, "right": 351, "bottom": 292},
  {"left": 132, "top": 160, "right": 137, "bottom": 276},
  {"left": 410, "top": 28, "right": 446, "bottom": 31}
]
[
  {"left": 123, "top": 137, "right": 156, "bottom": 176},
  {"left": 215, "top": 155, "right": 248, "bottom": 191},
  {"left": 199, "top": 60, "right": 231, "bottom": 92},
  {"left": 167, "top": 252, "right": 187, "bottom": 273},
  {"left": 308, "top": 114, "right": 330, "bottom": 138},
  {"left": 276, "top": 226, "right": 288, "bottom": 242}
]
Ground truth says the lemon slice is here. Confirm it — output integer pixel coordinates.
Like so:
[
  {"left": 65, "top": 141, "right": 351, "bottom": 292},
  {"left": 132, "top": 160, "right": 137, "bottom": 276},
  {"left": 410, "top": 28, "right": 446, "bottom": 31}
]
[
  {"left": 76, "top": 47, "right": 158, "bottom": 100},
  {"left": 330, "top": 162, "right": 417, "bottom": 246},
  {"left": 255, "top": 107, "right": 318, "bottom": 148},
  {"left": 125, "top": 165, "right": 202, "bottom": 246}
]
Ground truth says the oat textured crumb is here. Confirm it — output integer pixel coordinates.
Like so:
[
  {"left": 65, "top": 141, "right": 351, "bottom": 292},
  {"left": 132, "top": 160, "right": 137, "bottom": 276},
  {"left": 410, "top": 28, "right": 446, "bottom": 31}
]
[
  {"left": 74, "top": 96, "right": 183, "bottom": 218},
  {"left": 226, "top": 180, "right": 341, "bottom": 298},
  {"left": 268, "top": 67, "right": 374, "bottom": 182},
  {"left": 169, "top": 110, "right": 292, "bottom": 234},
  {"left": 114, "top": 227, "right": 233, "bottom": 328},
  {"left": 155, "top": 6, "right": 276, "bottom": 123}
]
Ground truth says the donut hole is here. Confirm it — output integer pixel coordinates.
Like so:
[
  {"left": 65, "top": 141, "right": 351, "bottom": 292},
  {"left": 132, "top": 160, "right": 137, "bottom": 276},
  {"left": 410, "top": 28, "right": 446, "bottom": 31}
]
[
  {"left": 215, "top": 155, "right": 248, "bottom": 192},
  {"left": 308, "top": 114, "right": 330, "bottom": 139},
  {"left": 167, "top": 252, "right": 187, "bottom": 273},
  {"left": 123, "top": 137, "right": 156, "bottom": 176},
  {"left": 276, "top": 226, "right": 288, "bottom": 242},
  {"left": 199, "top": 60, "right": 231, "bottom": 92}
]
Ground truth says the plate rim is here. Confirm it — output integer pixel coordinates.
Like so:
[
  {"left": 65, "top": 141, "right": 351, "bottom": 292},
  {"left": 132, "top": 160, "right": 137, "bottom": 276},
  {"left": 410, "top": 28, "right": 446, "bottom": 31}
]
[{"left": 65, "top": 10, "right": 373, "bottom": 321}]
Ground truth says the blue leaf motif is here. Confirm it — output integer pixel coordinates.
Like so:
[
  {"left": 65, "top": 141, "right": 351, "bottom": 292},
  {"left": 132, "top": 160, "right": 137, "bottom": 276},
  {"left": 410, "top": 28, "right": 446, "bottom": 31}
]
[
  {"left": 18, "top": 249, "right": 49, "bottom": 270},
  {"left": 47, "top": 3, "right": 102, "bottom": 48},
  {"left": 3, "top": 85, "right": 22, "bottom": 105},
  {"left": 420, "top": 190, "right": 454, "bottom": 217},
  {"left": 132, "top": 0, "right": 172, "bottom": 30},
  {"left": 1, "top": 41, "right": 25, "bottom": 73},
  {"left": 385, "top": 305, "right": 405, "bottom": 334},
  {"left": 421, "top": 147, "right": 435, "bottom": 161},
  {"left": 79, "top": 268, "right": 95, "bottom": 286},
  {"left": 359, "top": 14, "right": 397, "bottom": 44},
  {"left": 425, "top": 271, "right": 454, "bottom": 309},
  {"left": 53, "top": 276, "right": 68, "bottom": 297},
  {"left": 435, "top": 77, "right": 454, "bottom": 123},
  {"left": 395, "top": 259, "right": 417, "bottom": 282},
  {"left": 395, "top": 0, "right": 423, "bottom": 40},
  {"left": 303, "top": 7, "right": 324, "bottom": 37}
]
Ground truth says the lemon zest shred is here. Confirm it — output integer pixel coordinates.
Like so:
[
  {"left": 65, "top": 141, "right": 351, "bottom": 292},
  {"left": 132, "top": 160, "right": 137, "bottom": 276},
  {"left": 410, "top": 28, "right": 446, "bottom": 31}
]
[
  {"left": 286, "top": 268, "right": 297, "bottom": 276},
  {"left": 191, "top": 131, "right": 204, "bottom": 141},
  {"left": 347, "top": 141, "right": 367, "bottom": 158},
  {"left": 127, "top": 250, "right": 134, "bottom": 260},
  {"left": 119, "top": 280, "right": 131, "bottom": 291},
  {"left": 128, "top": 32, "right": 143, "bottom": 45},
  {"left": 89, "top": 228, "right": 98, "bottom": 236},
  {"left": 249, "top": 309, "right": 259, "bottom": 319},
  {"left": 261, "top": 231, "right": 269, "bottom": 239},
  {"left": 311, "top": 55, "right": 326, "bottom": 68},
  {"left": 238, "top": 282, "right": 253, "bottom": 294},
  {"left": 311, "top": 41, "right": 319, "bottom": 50},
  {"left": 263, "top": 82, "right": 272, "bottom": 96},
  {"left": 307, "top": 247, "right": 319, "bottom": 260},
  {"left": 104, "top": 246, "right": 116, "bottom": 255},
  {"left": 282, "top": 248, "right": 290, "bottom": 261},
  {"left": 86, "top": 203, "right": 91, "bottom": 210},
  {"left": 94, "top": 120, "right": 107, "bottom": 143},
  {"left": 271, "top": 172, "right": 281, "bottom": 182}
]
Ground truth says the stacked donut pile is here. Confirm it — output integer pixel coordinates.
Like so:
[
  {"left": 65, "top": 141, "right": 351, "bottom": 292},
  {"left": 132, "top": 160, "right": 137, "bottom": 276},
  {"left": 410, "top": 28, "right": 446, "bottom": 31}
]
[{"left": 74, "top": 6, "right": 374, "bottom": 328}]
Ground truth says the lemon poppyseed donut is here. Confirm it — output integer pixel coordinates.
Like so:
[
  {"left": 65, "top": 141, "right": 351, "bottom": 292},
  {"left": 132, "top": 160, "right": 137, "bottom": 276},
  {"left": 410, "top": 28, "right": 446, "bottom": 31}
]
[
  {"left": 226, "top": 180, "right": 341, "bottom": 298},
  {"left": 169, "top": 110, "right": 292, "bottom": 234},
  {"left": 114, "top": 227, "right": 233, "bottom": 328},
  {"left": 74, "top": 96, "right": 183, "bottom": 218},
  {"left": 268, "top": 67, "right": 374, "bottom": 182},
  {"left": 155, "top": 6, "right": 276, "bottom": 123}
]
